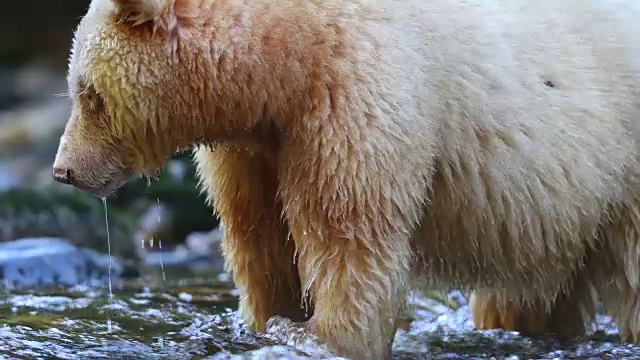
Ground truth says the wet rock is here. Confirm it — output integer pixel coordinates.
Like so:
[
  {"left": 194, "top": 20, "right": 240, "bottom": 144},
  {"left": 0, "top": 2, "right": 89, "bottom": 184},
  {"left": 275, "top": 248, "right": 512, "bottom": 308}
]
[
  {"left": 142, "top": 246, "right": 213, "bottom": 269},
  {"left": 0, "top": 237, "right": 132, "bottom": 289},
  {"left": 185, "top": 227, "right": 224, "bottom": 257},
  {"left": 142, "top": 227, "right": 224, "bottom": 271}
]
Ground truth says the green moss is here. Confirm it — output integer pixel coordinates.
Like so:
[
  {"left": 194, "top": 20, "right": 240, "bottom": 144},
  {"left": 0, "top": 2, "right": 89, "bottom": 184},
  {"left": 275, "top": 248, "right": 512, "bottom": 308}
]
[
  {"left": 4, "top": 313, "right": 65, "bottom": 331},
  {"left": 0, "top": 188, "right": 138, "bottom": 260}
]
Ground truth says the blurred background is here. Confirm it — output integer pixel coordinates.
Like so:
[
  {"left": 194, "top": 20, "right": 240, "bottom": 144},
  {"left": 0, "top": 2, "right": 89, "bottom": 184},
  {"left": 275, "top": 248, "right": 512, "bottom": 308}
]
[{"left": 0, "top": 0, "right": 223, "bottom": 279}]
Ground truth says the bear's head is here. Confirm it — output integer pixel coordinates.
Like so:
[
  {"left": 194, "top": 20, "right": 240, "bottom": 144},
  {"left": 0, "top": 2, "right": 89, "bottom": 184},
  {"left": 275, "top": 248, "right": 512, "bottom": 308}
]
[{"left": 52, "top": 0, "right": 212, "bottom": 198}]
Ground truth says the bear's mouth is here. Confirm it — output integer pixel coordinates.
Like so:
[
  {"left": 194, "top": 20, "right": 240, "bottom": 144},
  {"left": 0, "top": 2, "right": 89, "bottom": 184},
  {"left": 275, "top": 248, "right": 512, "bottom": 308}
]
[
  {"left": 72, "top": 162, "right": 165, "bottom": 199},
  {"left": 71, "top": 171, "right": 133, "bottom": 199},
  {"left": 76, "top": 179, "right": 128, "bottom": 199}
]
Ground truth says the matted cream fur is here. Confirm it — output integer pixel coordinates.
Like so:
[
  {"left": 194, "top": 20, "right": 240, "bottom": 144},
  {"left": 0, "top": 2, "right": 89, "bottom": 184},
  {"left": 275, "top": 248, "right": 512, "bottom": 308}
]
[{"left": 52, "top": 0, "right": 640, "bottom": 358}]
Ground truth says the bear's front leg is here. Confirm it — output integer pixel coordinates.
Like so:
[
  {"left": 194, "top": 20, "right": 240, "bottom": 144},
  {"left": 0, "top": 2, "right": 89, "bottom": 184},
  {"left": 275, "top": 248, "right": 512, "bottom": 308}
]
[
  {"left": 278, "top": 141, "right": 421, "bottom": 360},
  {"left": 194, "top": 146, "right": 307, "bottom": 331}
]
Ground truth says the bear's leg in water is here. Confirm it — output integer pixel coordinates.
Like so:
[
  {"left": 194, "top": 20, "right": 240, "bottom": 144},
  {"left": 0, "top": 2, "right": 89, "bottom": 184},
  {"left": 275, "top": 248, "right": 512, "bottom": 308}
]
[
  {"left": 470, "top": 281, "right": 593, "bottom": 338},
  {"left": 195, "top": 146, "right": 307, "bottom": 330},
  {"left": 277, "top": 143, "right": 421, "bottom": 360},
  {"left": 590, "top": 204, "right": 640, "bottom": 342}
]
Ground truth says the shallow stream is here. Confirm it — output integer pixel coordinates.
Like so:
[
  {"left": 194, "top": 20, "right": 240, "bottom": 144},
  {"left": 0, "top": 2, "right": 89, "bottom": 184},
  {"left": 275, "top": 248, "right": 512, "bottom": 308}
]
[{"left": 0, "top": 263, "right": 638, "bottom": 360}]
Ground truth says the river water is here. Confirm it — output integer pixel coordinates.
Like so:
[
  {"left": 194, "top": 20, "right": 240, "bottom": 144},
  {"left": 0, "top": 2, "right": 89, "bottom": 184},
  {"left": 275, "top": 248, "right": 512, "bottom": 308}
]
[{"left": 0, "top": 264, "right": 638, "bottom": 360}]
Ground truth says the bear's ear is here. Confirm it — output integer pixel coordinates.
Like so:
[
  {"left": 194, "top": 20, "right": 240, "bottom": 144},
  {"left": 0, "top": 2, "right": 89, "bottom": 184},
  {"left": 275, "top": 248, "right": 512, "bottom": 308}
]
[
  {"left": 112, "top": 0, "right": 197, "bottom": 60},
  {"left": 113, "top": 0, "right": 169, "bottom": 26},
  {"left": 112, "top": 0, "right": 195, "bottom": 33}
]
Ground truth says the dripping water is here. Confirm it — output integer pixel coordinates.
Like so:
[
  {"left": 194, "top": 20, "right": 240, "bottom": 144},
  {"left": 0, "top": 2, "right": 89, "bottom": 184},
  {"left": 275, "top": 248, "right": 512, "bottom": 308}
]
[
  {"left": 157, "top": 198, "right": 166, "bottom": 281},
  {"left": 155, "top": 197, "right": 166, "bottom": 347},
  {"left": 102, "top": 197, "right": 114, "bottom": 333}
]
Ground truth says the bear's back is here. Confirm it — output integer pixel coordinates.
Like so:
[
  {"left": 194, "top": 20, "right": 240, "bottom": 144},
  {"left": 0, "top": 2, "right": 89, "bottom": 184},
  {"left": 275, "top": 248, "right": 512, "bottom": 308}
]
[{"left": 365, "top": 0, "right": 640, "bottom": 295}]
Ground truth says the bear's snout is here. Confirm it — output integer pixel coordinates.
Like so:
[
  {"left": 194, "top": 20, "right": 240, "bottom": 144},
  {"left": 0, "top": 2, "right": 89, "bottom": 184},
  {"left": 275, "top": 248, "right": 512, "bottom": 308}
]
[
  {"left": 52, "top": 167, "right": 72, "bottom": 185},
  {"left": 52, "top": 143, "right": 132, "bottom": 198},
  {"left": 52, "top": 138, "right": 76, "bottom": 186}
]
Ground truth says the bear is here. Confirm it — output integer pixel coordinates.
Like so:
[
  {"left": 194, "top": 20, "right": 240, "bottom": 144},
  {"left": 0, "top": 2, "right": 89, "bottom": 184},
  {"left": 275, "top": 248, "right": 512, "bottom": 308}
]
[{"left": 51, "top": 0, "right": 640, "bottom": 359}]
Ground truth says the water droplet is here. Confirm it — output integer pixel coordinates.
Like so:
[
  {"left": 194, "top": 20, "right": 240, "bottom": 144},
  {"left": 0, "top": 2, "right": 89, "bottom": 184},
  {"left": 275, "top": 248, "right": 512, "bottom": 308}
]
[{"left": 159, "top": 239, "right": 166, "bottom": 282}]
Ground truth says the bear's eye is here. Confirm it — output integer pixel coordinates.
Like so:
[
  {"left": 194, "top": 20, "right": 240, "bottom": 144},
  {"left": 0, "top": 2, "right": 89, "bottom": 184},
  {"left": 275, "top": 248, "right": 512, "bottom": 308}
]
[{"left": 82, "top": 84, "right": 104, "bottom": 112}]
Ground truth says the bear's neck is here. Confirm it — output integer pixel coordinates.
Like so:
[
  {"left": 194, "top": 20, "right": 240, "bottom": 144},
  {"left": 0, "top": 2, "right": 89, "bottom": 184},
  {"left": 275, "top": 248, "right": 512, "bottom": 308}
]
[{"left": 183, "top": 0, "right": 339, "bottom": 156}]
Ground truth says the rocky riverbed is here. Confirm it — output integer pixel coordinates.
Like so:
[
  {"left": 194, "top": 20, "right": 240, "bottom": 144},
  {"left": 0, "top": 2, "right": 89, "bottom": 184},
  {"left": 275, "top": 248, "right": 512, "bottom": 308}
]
[{"left": 0, "top": 261, "right": 637, "bottom": 360}]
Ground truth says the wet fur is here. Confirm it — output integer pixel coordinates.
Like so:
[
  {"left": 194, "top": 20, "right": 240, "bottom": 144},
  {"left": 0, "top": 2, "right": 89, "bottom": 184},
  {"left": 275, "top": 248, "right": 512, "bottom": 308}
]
[{"left": 56, "top": 0, "right": 640, "bottom": 359}]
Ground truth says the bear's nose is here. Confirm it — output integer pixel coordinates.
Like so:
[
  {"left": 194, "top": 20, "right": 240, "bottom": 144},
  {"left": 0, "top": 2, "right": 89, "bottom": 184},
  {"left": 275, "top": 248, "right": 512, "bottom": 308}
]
[{"left": 52, "top": 167, "right": 72, "bottom": 185}]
